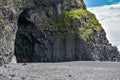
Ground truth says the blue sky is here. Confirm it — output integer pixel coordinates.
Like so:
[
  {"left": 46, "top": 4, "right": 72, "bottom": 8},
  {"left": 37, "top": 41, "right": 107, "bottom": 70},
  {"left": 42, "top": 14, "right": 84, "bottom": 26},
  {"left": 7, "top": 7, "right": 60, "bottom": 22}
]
[
  {"left": 84, "top": 0, "right": 120, "bottom": 7},
  {"left": 83, "top": 0, "right": 120, "bottom": 50}
]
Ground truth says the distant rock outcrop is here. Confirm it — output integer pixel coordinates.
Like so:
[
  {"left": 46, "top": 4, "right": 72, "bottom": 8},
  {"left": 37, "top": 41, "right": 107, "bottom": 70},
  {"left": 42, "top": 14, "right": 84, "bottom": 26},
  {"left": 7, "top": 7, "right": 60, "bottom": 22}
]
[{"left": 0, "top": 0, "right": 120, "bottom": 64}]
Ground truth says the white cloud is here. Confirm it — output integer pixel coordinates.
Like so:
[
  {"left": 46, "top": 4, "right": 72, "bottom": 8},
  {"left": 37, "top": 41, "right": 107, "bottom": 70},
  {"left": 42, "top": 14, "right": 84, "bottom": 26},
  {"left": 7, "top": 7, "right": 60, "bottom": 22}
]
[{"left": 88, "top": 2, "right": 120, "bottom": 50}]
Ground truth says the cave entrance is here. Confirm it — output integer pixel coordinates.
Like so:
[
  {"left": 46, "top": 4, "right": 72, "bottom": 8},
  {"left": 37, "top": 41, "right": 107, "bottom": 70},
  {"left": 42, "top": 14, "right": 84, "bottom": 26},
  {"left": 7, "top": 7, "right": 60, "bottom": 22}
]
[{"left": 14, "top": 9, "right": 35, "bottom": 63}]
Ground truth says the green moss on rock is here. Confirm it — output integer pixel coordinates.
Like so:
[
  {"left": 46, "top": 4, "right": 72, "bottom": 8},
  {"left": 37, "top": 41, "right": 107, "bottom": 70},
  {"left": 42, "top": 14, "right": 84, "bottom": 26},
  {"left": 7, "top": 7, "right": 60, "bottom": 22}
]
[
  {"left": 49, "top": 9, "right": 103, "bottom": 39},
  {"left": 78, "top": 28, "right": 93, "bottom": 38}
]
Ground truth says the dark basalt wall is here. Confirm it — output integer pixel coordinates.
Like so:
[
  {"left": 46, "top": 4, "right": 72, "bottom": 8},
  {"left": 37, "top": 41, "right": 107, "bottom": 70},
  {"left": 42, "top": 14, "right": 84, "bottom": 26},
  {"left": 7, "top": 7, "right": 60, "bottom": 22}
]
[{"left": 0, "top": 0, "right": 120, "bottom": 64}]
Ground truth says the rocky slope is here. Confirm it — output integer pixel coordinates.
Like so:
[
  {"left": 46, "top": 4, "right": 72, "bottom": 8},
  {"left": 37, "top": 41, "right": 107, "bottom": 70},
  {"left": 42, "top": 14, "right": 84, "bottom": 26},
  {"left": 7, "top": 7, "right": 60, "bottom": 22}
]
[{"left": 0, "top": 0, "right": 120, "bottom": 64}]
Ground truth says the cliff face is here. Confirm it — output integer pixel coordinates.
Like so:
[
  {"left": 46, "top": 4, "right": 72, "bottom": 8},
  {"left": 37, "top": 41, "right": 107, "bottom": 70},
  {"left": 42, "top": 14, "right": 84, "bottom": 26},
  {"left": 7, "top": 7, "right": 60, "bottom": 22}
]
[
  {"left": 0, "top": 0, "right": 120, "bottom": 64},
  {"left": 0, "top": 0, "right": 30, "bottom": 64}
]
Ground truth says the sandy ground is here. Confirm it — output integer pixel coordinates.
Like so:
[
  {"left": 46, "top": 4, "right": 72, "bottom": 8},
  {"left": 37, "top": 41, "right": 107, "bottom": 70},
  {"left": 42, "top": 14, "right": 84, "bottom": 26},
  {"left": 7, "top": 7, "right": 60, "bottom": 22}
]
[{"left": 0, "top": 61, "right": 120, "bottom": 80}]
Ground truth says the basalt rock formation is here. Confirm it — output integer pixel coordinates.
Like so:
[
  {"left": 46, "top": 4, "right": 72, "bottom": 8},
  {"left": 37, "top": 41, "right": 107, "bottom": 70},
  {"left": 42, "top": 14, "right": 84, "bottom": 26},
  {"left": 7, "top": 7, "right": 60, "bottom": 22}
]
[{"left": 0, "top": 0, "right": 120, "bottom": 64}]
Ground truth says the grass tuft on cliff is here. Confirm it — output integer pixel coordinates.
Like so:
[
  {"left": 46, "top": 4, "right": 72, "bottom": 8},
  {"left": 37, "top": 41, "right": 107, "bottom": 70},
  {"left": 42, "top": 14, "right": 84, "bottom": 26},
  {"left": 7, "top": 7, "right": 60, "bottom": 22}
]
[{"left": 49, "top": 9, "right": 103, "bottom": 39}]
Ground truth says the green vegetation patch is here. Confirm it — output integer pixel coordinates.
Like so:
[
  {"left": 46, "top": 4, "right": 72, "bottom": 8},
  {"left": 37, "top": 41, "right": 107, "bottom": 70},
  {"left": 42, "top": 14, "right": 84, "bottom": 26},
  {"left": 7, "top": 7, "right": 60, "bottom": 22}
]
[
  {"left": 49, "top": 9, "right": 103, "bottom": 39},
  {"left": 78, "top": 28, "right": 93, "bottom": 38}
]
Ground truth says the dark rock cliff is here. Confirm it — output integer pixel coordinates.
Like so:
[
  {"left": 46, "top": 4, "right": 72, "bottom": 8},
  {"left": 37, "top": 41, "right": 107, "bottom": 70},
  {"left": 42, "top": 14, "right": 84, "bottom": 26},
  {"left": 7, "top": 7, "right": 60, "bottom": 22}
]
[{"left": 0, "top": 0, "right": 120, "bottom": 64}]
